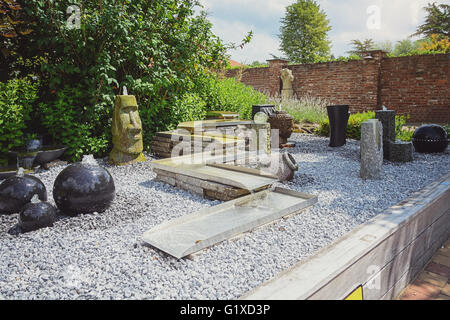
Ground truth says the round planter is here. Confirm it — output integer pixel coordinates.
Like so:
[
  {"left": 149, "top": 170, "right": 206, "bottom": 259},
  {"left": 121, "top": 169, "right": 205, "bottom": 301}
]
[
  {"left": 0, "top": 175, "right": 47, "bottom": 214},
  {"left": 53, "top": 163, "right": 115, "bottom": 215},
  {"left": 412, "top": 124, "right": 448, "bottom": 153},
  {"left": 19, "top": 201, "right": 57, "bottom": 233}
]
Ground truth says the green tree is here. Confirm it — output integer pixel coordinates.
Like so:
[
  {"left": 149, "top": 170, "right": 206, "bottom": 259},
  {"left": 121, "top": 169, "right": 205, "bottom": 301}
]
[
  {"left": 413, "top": 2, "right": 449, "bottom": 38},
  {"left": 279, "top": 0, "right": 332, "bottom": 63},
  {"left": 0, "top": 0, "right": 38, "bottom": 81},
  {"left": 249, "top": 61, "right": 268, "bottom": 68},
  {"left": 12, "top": 0, "right": 228, "bottom": 160},
  {"left": 392, "top": 39, "right": 421, "bottom": 56},
  {"left": 348, "top": 39, "right": 375, "bottom": 56},
  {"left": 375, "top": 40, "right": 393, "bottom": 53}
]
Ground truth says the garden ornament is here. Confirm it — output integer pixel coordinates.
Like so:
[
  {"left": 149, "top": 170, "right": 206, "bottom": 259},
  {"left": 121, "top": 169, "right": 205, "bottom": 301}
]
[{"left": 109, "top": 90, "right": 146, "bottom": 165}]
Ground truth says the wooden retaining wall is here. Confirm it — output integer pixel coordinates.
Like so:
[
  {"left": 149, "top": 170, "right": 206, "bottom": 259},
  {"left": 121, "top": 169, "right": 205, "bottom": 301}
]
[{"left": 242, "top": 173, "right": 450, "bottom": 300}]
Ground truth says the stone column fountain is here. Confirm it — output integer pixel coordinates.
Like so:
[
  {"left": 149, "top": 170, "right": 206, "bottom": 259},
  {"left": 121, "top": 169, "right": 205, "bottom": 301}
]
[{"left": 375, "top": 108, "right": 413, "bottom": 162}]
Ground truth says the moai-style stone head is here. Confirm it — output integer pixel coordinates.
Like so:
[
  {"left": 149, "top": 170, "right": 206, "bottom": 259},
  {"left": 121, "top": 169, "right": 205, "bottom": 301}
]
[{"left": 110, "top": 95, "right": 146, "bottom": 165}]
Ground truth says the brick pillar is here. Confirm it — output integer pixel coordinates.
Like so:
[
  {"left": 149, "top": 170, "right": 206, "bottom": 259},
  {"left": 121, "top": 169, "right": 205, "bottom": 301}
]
[
  {"left": 266, "top": 59, "right": 289, "bottom": 97},
  {"left": 357, "top": 50, "right": 386, "bottom": 113}
]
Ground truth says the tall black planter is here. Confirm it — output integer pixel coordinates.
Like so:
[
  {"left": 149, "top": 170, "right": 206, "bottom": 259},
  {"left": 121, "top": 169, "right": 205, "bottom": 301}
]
[
  {"left": 327, "top": 105, "right": 350, "bottom": 147},
  {"left": 252, "top": 105, "right": 275, "bottom": 120}
]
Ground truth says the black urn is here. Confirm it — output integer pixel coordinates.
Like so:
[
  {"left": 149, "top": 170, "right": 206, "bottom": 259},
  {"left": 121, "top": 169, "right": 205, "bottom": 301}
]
[
  {"left": 53, "top": 163, "right": 115, "bottom": 215},
  {"left": 252, "top": 105, "right": 275, "bottom": 120},
  {"left": 19, "top": 201, "right": 57, "bottom": 233},
  {"left": 0, "top": 175, "right": 47, "bottom": 214},
  {"left": 327, "top": 105, "right": 350, "bottom": 147},
  {"left": 412, "top": 125, "right": 448, "bottom": 154}
]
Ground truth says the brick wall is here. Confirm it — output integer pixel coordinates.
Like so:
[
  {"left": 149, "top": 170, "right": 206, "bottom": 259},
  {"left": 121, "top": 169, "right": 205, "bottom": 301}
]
[
  {"left": 225, "top": 51, "right": 450, "bottom": 123},
  {"left": 380, "top": 54, "right": 450, "bottom": 123}
]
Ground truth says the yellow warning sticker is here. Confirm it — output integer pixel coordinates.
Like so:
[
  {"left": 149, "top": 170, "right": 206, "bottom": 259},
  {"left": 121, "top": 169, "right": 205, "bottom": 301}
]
[{"left": 344, "top": 286, "right": 363, "bottom": 300}]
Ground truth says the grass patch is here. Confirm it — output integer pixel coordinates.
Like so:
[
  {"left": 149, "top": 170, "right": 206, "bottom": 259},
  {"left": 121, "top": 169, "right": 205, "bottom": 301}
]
[{"left": 267, "top": 95, "right": 329, "bottom": 124}]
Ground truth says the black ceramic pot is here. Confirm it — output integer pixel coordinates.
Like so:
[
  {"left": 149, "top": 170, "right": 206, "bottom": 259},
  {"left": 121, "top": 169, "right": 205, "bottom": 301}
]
[
  {"left": 327, "top": 105, "right": 350, "bottom": 147},
  {"left": 412, "top": 125, "right": 448, "bottom": 153},
  {"left": 19, "top": 201, "right": 57, "bottom": 233},
  {"left": 53, "top": 163, "right": 115, "bottom": 215},
  {"left": 0, "top": 175, "right": 47, "bottom": 214},
  {"left": 252, "top": 105, "right": 276, "bottom": 120}
]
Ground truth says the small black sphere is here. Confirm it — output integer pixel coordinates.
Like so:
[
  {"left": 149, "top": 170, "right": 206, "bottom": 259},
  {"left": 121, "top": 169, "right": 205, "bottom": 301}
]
[
  {"left": 412, "top": 124, "right": 448, "bottom": 153},
  {"left": 19, "top": 201, "right": 57, "bottom": 233},
  {"left": 0, "top": 175, "right": 47, "bottom": 214},
  {"left": 53, "top": 163, "right": 115, "bottom": 215}
]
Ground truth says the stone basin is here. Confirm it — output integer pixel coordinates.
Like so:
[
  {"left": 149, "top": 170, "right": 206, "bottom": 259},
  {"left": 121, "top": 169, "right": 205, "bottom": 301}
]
[
  {"left": 8, "top": 145, "right": 67, "bottom": 167},
  {"left": 34, "top": 145, "right": 68, "bottom": 165}
]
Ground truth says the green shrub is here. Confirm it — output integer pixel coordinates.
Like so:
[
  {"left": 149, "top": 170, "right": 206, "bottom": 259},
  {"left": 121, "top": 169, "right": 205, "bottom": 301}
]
[
  {"left": 395, "top": 115, "right": 414, "bottom": 142},
  {"left": 198, "top": 76, "right": 267, "bottom": 120},
  {"left": 315, "top": 111, "right": 417, "bottom": 142},
  {"left": 346, "top": 112, "right": 376, "bottom": 140},
  {"left": 39, "top": 85, "right": 110, "bottom": 161},
  {"left": 316, "top": 111, "right": 375, "bottom": 140},
  {"left": 15, "top": 1, "right": 227, "bottom": 160},
  {"left": 444, "top": 125, "right": 450, "bottom": 136},
  {"left": 173, "top": 92, "right": 207, "bottom": 124},
  {"left": 0, "top": 78, "right": 39, "bottom": 164}
]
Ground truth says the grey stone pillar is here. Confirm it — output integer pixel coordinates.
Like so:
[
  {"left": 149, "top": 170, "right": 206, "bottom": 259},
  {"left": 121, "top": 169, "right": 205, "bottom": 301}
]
[{"left": 360, "top": 119, "right": 383, "bottom": 180}]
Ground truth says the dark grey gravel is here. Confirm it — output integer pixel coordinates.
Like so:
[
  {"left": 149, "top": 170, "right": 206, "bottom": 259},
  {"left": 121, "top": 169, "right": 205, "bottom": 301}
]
[{"left": 0, "top": 134, "right": 448, "bottom": 299}]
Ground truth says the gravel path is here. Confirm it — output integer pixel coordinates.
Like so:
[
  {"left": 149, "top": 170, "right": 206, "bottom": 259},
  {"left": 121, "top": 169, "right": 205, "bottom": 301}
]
[{"left": 0, "top": 134, "right": 449, "bottom": 300}]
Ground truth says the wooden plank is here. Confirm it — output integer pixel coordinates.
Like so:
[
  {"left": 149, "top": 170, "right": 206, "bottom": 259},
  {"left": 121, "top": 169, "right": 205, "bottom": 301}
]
[
  {"left": 362, "top": 225, "right": 429, "bottom": 300},
  {"left": 380, "top": 216, "right": 449, "bottom": 301},
  {"left": 379, "top": 262, "right": 421, "bottom": 300},
  {"left": 241, "top": 173, "right": 450, "bottom": 300},
  {"left": 307, "top": 186, "right": 450, "bottom": 300}
]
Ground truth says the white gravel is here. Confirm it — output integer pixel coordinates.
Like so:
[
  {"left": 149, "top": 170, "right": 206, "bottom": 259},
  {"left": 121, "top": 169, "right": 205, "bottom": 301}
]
[{"left": 0, "top": 133, "right": 449, "bottom": 300}]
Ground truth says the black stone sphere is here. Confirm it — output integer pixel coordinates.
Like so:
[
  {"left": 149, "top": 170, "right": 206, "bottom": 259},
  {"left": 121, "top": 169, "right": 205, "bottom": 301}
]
[
  {"left": 53, "top": 163, "right": 115, "bottom": 215},
  {"left": 0, "top": 175, "right": 47, "bottom": 214},
  {"left": 412, "top": 124, "right": 448, "bottom": 154},
  {"left": 19, "top": 201, "right": 57, "bottom": 233}
]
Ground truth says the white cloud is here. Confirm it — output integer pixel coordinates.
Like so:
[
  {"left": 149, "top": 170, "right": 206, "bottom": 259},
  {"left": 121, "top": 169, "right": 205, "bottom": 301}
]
[
  {"left": 199, "top": 0, "right": 293, "bottom": 20},
  {"left": 207, "top": 16, "right": 283, "bottom": 62},
  {"left": 198, "top": 0, "right": 449, "bottom": 63}
]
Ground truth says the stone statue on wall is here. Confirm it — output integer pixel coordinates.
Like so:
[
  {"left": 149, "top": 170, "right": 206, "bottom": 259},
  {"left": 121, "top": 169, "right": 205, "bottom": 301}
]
[
  {"left": 281, "top": 68, "right": 294, "bottom": 100},
  {"left": 109, "top": 94, "right": 146, "bottom": 166}
]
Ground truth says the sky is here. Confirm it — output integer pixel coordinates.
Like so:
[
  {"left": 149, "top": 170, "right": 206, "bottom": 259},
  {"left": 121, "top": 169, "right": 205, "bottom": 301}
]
[{"left": 197, "top": 0, "right": 449, "bottom": 64}]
